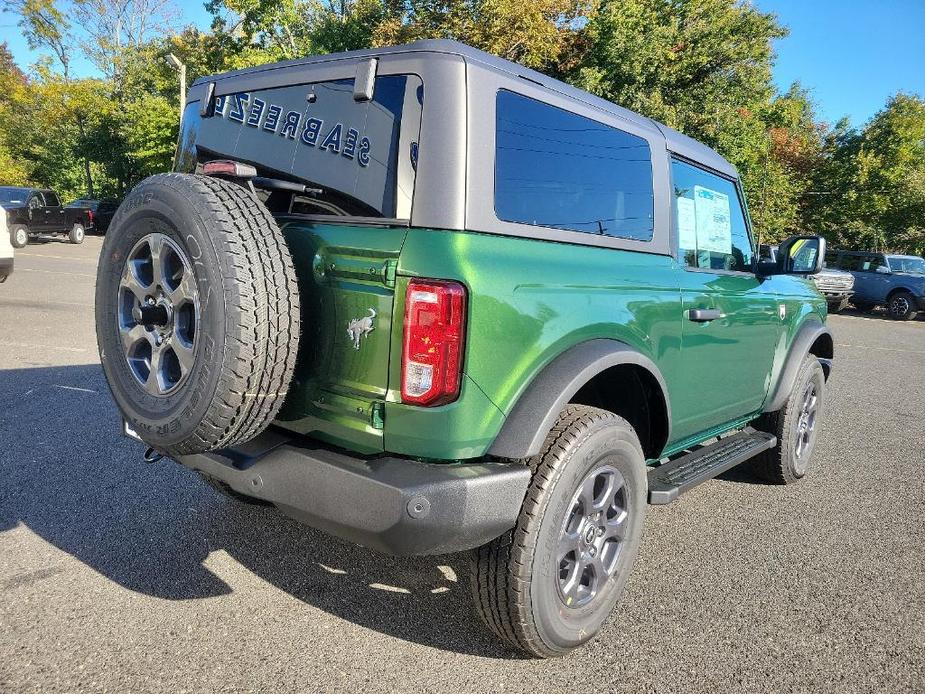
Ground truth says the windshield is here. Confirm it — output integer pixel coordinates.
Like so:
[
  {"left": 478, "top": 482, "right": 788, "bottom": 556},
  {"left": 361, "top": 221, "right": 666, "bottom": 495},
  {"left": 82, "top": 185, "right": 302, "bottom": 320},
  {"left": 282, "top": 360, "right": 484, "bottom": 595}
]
[
  {"left": 888, "top": 256, "right": 925, "bottom": 274},
  {"left": 0, "top": 187, "right": 29, "bottom": 205}
]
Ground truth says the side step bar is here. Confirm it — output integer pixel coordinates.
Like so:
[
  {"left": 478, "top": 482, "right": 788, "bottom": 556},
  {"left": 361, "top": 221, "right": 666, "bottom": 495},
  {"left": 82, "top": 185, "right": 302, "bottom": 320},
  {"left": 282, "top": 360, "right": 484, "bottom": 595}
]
[{"left": 648, "top": 429, "right": 777, "bottom": 504}]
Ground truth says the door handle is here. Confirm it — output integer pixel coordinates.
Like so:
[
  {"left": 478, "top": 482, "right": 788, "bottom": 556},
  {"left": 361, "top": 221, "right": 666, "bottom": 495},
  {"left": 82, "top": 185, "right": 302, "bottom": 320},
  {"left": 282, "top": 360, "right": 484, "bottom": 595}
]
[{"left": 687, "top": 308, "right": 723, "bottom": 322}]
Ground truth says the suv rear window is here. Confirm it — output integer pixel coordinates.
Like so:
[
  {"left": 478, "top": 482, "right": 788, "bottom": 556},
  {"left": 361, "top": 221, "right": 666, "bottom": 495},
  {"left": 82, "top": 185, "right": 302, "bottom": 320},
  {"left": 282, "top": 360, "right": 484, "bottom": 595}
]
[
  {"left": 178, "top": 74, "right": 423, "bottom": 219},
  {"left": 494, "top": 90, "right": 654, "bottom": 241}
]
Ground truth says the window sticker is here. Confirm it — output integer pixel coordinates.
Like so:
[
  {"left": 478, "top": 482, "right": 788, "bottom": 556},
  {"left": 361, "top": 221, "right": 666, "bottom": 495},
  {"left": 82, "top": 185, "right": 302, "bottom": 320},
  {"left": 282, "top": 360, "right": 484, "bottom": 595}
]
[
  {"left": 676, "top": 196, "right": 697, "bottom": 251},
  {"left": 693, "top": 185, "right": 732, "bottom": 255}
]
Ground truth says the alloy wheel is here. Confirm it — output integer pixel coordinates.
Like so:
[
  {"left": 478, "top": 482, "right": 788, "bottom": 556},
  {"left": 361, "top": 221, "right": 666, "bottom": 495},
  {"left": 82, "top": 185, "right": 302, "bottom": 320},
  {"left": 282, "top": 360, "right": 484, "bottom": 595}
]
[
  {"left": 889, "top": 295, "right": 911, "bottom": 318},
  {"left": 118, "top": 233, "right": 199, "bottom": 396},
  {"left": 556, "top": 464, "right": 629, "bottom": 608},
  {"left": 793, "top": 381, "right": 818, "bottom": 473}
]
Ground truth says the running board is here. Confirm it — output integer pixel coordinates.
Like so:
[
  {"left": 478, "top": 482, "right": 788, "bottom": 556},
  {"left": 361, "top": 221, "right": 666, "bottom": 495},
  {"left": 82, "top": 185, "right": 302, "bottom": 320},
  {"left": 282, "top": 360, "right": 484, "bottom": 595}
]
[{"left": 648, "top": 429, "right": 777, "bottom": 504}]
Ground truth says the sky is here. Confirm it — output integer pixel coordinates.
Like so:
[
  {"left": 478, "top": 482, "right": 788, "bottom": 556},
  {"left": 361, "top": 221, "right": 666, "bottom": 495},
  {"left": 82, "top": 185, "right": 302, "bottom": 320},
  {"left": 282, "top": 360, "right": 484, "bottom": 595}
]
[{"left": 2, "top": 0, "right": 923, "bottom": 128}]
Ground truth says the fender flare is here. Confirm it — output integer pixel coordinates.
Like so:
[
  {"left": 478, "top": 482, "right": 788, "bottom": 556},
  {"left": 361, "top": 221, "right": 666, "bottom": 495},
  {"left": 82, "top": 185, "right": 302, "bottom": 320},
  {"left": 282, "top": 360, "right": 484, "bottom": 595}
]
[
  {"left": 764, "top": 319, "right": 833, "bottom": 413},
  {"left": 487, "top": 339, "right": 671, "bottom": 459}
]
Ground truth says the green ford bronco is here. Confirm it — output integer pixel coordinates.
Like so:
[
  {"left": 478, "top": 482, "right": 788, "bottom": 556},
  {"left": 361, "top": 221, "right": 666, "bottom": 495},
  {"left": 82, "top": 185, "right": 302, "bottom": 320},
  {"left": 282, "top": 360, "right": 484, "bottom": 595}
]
[{"left": 95, "top": 40, "right": 834, "bottom": 657}]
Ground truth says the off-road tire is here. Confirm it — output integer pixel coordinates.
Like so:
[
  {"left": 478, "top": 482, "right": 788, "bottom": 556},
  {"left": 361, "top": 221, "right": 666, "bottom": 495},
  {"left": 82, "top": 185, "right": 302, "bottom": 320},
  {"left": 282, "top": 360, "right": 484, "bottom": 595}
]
[
  {"left": 10, "top": 224, "right": 28, "bottom": 248},
  {"left": 95, "top": 173, "right": 300, "bottom": 457},
  {"left": 887, "top": 290, "right": 918, "bottom": 321},
  {"left": 470, "top": 405, "right": 647, "bottom": 658},
  {"left": 69, "top": 223, "right": 85, "bottom": 244},
  {"left": 751, "top": 354, "right": 825, "bottom": 484}
]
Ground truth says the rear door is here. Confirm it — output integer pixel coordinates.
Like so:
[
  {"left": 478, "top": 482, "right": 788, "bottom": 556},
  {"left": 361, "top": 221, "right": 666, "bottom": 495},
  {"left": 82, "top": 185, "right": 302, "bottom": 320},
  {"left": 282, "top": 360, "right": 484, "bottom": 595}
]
[
  {"left": 671, "top": 158, "right": 783, "bottom": 439},
  {"left": 42, "top": 191, "right": 66, "bottom": 231},
  {"left": 846, "top": 253, "right": 888, "bottom": 302}
]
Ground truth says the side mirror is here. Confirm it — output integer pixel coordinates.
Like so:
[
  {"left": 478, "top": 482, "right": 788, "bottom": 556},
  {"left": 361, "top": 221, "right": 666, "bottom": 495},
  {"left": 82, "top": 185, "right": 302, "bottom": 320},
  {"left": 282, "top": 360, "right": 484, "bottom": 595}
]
[
  {"left": 875, "top": 265, "right": 891, "bottom": 274},
  {"left": 775, "top": 235, "right": 826, "bottom": 275}
]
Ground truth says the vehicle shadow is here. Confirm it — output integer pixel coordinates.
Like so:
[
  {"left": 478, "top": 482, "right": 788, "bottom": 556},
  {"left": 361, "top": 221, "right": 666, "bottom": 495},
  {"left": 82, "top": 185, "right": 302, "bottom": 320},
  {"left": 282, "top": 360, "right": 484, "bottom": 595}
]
[
  {"left": 836, "top": 306, "right": 924, "bottom": 322},
  {"left": 0, "top": 364, "right": 521, "bottom": 659}
]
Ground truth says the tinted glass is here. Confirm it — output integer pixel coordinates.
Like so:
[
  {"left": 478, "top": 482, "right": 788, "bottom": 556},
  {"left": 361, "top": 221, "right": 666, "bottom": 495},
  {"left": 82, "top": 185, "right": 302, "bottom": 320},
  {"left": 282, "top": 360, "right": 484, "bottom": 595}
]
[
  {"left": 0, "top": 187, "right": 28, "bottom": 205},
  {"left": 44, "top": 192, "right": 60, "bottom": 207},
  {"left": 672, "top": 159, "right": 753, "bottom": 272},
  {"left": 887, "top": 256, "right": 925, "bottom": 274},
  {"left": 180, "top": 75, "right": 423, "bottom": 218},
  {"left": 859, "top": 255, "right": 885, "bottom": 272},
  {"left": 494, "top": 90, "right": 654, "bottom": 240}
]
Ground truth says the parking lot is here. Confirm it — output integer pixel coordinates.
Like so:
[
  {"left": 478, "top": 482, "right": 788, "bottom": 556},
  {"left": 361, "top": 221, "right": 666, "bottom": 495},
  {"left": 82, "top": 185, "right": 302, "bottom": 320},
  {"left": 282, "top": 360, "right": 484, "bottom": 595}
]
[{"left": 1, "top": 236, "right": 923, "bottom": 693}]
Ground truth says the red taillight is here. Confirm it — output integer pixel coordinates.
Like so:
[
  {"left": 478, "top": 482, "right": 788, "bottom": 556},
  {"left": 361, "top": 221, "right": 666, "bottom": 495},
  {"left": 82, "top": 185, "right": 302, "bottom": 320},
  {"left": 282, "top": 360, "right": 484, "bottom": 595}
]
[
  {"left": 401, "top": 279, "right": 467, "bottom": 406},
  {"left": 87, "top": 210, "right": 94, "bottom": 224}
]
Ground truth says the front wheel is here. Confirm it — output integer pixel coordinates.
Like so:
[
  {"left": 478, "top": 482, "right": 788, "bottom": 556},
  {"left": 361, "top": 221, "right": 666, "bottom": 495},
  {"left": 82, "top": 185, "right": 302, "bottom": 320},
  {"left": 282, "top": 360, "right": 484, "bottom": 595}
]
[
  {"left": 887, "top": 291, "right": 918, "bottom": 321},
  {"left": 470, "top": 405, "right": 647, "bottom": 658},
  {"left": 10, "top": 224, "right": 28, "bottom": 249},
  {"left": 69, "top": 223, "right": 85, "bottom": 244},
  {"left": 751, "top": 354, "right": 825, "bottom": 484}
]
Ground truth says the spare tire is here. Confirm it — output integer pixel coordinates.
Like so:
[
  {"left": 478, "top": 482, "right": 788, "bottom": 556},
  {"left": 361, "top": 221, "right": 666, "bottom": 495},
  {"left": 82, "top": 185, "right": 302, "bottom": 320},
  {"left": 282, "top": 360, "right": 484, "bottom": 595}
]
[{"left": 95, "top": 173, "right": 301, "bottom": 457}]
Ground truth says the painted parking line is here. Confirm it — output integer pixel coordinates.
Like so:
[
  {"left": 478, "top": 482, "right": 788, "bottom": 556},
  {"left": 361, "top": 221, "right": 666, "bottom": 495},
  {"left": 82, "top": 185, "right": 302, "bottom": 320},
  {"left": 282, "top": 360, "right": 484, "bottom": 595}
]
[
  {"left": 13, "top": 267, "right": 96, "bottom": 279},
  {"left": 836, "top": 342, "right": 925, "bottom": 355}
]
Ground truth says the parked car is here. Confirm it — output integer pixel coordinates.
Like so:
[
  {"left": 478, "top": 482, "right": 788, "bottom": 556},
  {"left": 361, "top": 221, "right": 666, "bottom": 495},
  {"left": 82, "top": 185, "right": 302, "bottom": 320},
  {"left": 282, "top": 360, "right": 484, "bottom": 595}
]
[
  {"left": 66, "top": 198, "right": 120, "bottom": 234},
  {"left": 827, "top": 250, "right": 925, "bottom": 320},
  {"left": 760, "top": 244, "right": 855, "bottom": 312},
  {"left": 0, "top": 187, "right": 91, "bottom": 247},
  {"left": 0, "top": 201, "right": 12, "bottom": 282},
  {"left": 94, "top": 40, "right": 834, "bottom": 658}
]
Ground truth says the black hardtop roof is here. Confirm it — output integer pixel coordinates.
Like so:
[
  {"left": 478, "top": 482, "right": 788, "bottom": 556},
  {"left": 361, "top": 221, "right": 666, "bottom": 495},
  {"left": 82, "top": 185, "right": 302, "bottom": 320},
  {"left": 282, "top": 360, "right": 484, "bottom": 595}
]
[{"left": 194, "top": 39, "right": 737, "bottom": 178}]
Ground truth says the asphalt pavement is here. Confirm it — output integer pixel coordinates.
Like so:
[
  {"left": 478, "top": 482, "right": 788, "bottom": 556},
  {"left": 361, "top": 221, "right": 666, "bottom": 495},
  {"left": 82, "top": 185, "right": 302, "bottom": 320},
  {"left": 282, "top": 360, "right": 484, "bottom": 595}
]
[{"left": 1, "top": 236, "right": 923, "bottom": 693}]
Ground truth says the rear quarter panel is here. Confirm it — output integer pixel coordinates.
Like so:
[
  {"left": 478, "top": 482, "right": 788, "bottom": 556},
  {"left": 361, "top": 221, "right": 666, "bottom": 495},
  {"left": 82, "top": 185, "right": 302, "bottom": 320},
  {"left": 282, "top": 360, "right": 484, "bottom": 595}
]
[{"left": 387, "top": 228, "right": 683, "bottom": 459}]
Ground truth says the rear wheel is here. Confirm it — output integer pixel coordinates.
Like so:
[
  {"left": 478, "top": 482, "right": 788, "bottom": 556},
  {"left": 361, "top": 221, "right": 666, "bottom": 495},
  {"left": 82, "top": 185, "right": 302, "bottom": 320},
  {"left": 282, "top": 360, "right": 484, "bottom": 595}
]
[
  {"left": 887, "top": 290, "right": 918, "bottom": 320},
  {"left": 95, "top": 173, "right": 301, "bottom": 457},
  {"left": 69, "top": 223, "right": 85, "bottom": 244},
  {"left": 10, "top": 224, "right": 28, "bottom": 248},
  {"left": 470, "top": 405, "right": 647, "bottom": 658}
]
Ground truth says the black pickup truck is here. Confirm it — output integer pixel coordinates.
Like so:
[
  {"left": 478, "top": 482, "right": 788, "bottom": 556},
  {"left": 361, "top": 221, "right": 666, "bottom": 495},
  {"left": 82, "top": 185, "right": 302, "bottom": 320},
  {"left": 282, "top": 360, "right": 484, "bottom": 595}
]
[{"left": 0, "top": 187, "right": 91, "bottom": 248}]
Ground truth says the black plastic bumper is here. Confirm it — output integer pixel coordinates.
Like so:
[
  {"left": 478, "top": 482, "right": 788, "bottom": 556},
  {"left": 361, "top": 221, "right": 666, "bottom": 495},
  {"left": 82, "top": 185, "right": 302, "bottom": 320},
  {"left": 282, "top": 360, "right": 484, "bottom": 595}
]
[{"left": 175, "top": 429, "right": 531, "bottom": 556}]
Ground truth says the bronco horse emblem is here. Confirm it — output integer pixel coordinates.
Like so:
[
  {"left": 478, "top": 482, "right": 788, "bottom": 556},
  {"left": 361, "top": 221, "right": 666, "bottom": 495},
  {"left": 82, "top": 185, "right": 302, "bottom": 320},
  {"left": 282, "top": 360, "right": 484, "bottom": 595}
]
[{"left": 347, "top": 308, "right": 376, "bottom": 350}]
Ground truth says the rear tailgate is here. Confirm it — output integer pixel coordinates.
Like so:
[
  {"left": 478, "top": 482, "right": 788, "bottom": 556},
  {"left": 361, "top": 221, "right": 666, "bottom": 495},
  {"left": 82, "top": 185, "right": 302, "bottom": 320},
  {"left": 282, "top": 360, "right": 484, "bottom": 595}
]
[
  {"left": 276, "top": 222, "right": 406, "bottom": 453},
  {"left": 176, "top": 62, "right": 425, "bottom": 453}
]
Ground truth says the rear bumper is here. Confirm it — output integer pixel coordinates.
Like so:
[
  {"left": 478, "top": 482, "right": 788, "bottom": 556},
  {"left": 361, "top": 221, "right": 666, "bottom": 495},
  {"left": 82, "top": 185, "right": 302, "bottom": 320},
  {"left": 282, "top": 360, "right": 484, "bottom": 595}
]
[{"left": 175, "top": 429, "right": 531, "bottom": 556}]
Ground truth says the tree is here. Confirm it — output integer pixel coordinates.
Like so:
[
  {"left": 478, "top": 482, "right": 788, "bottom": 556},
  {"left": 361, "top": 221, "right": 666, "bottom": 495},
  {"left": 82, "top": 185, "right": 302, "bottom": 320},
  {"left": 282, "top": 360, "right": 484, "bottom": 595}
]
[
  {"left": 807, "top": 94, "right": 925, "bottom": 254},
  {"left": 373, "top": 0, "right": 588, "bottom": 69},
  {"left": 72, "top": 0, "right": 181, "bottom": 81}
]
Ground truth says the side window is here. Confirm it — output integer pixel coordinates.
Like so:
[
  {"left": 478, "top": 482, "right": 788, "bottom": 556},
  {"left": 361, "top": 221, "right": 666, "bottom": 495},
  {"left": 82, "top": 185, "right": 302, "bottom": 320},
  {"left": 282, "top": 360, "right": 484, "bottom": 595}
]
[
  {"left": 840, "top": 255, "right": 861, "bottom": 271},
  {"left": 858, "top": 255, "right": 885, "bottom": 272},
  {"left": 44, "top": 192, "right": 60, "bottom": 207},
  {"left": 28, "top": 193, "right": 44, "bottom": 209},
  {"left": 672, "top": 159, "right": 753, "bottom": 272},
  {"left": 824, "top": 251, "right": 838, "bottom": 268},
  {"left": 494, "top": 90, "right": 654, "bottom": 241}
]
